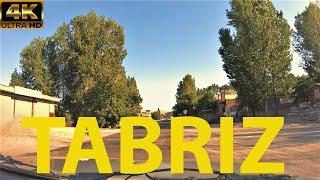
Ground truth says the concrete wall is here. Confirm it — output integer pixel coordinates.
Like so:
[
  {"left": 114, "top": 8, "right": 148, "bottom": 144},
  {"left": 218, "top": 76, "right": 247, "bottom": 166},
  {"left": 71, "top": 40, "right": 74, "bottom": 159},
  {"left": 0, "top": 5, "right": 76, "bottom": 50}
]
[
  {"left": 34, "top": 102, "right": 50, "bottom": 117},
  {"left": 0, "top": 94, "right": 14, "bottom": 124},
  {"left": 1, "top": 99, "right": 57, "bottom": 126},
  {"left": 1, "top": 85, "right": 59, "bottom": 125},
  {"left": 15, "top": 100, "right": 32, "bottom": 117},
  {"left": 1, "top": 98, "right": 57, "bottom": 125},
  {"left": 49, "top": 104, "right": 55, "bottom": 113}
]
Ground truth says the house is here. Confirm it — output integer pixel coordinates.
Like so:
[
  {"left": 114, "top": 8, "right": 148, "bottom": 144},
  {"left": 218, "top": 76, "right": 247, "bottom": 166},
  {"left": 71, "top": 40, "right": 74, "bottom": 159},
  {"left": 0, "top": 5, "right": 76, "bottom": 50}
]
[
  {"left": 140, "top": 108, "right": 151, "bottom": 117},
  {"left": 0, "top": 84, "right": 60, "bottom": 125},
  {"left": 217, "top": 89, "right": 238, "bottom": 116},
  {"left": 198, "top": 89, "right": 238, "bottom": 122}
]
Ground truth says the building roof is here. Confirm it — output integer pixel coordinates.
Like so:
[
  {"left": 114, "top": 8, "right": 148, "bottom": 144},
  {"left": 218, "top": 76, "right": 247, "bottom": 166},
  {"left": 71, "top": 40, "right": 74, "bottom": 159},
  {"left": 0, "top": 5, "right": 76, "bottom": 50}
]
[{"left": 0, "top": 84, "right": 60, "bottom": 103}]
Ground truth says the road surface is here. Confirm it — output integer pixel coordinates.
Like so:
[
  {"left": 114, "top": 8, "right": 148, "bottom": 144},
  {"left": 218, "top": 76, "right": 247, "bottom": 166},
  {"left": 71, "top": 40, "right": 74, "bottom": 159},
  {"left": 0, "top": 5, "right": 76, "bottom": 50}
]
[{"left": 1, "top": 120, "right": 320, "bottom": 179}]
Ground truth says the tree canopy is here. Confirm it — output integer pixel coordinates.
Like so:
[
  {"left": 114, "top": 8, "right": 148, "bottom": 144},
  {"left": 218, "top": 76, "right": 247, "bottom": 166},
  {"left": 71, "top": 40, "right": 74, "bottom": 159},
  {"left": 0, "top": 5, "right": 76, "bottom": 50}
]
[
  {"left": 293, "top": 75, "right": 314, "bottom": 103},
  {"left": 294, "top": 2, "right": 320, "bottom": 81},
  {"left": 10, "top": 12, "right": 142, "bottom": 127},
  {"left": 151, "top": 109, "right": 161, "bottom": 120},
  {"left": 219, "top": 0, "right": 292, "bottom": 115},
  {"left": 173, "top": 74, "right": 198, "bottom": 115},
  {"left": 9, "top": 69, "right": 27, "bottom": 87},
  {"left": 173, "top": 74, "right": 221, "bottom": 119}
]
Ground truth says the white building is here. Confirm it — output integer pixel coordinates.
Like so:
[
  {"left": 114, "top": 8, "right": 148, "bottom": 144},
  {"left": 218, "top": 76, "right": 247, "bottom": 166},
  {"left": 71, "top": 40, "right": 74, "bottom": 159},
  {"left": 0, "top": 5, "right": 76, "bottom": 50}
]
[
  {"left": 0, "top": 84, "right": 60, "bottom": 125},
  {"left": 140, "top": 108, "right": 151, "bottom": 117}
]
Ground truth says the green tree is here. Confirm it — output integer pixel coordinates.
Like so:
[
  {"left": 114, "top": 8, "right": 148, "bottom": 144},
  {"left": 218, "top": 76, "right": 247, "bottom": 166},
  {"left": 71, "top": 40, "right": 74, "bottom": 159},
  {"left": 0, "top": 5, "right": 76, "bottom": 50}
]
[
  {"left": 220, "top": 83, "right": 233, "bottom": 91},
  {"left": 9, "top": 12, "right": 142, "bottom": 127},
  {"left": 195, "top": 93, "right": 219, "bottom": 115},
  {"left": 173, "top": 77, "right": 220, "bottom": 118},
  {"left": 196, "top": 84, "right": 221, "bottom": 122},
  {"left": 151, "top": 109, "right": 161, "bottom": 120},
  {"left": 275, "top": 73, "right": 297, "bottom": 101},
  {"left": 219, "top": 0, "right": 292, "bottom": 116},
  {"left": 11, "top": 38, "right": 55, "bottom": 95},
  {"left": 293, "top": 75, "right": 314, "bottom": 103},
  {"left": 127, "top": 77, "right": 143, "bottom": 115},
  {"left": 83, "top": 79, "right": 131, "bottom": 127},
  {"left": 294, "top": 2, "right": 320, "bottom": 81},
  {"left": 173, "top": 74, "right": 197, "bottom": 115},
  {"left": 197, "top": 84, "right": 219, "bottom": 98},
  {"left": 219, "top": 28, "right": 260, "bottom": 115},
  {"left": 9, "top": 69, "right": 27, "bottom": 87}
]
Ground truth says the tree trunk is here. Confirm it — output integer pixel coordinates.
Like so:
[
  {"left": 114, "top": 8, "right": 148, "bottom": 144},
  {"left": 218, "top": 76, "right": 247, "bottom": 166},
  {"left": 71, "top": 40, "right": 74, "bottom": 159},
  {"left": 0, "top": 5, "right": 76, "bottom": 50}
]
[
  {"left": 264, "top": 98, "right": 269, "bottom": 116},
  {"left": 273, "top": 95, "right": 278, "bottom": 116},
  {"left": 252, "top": 107, "right": 256, "bottom": 117}
]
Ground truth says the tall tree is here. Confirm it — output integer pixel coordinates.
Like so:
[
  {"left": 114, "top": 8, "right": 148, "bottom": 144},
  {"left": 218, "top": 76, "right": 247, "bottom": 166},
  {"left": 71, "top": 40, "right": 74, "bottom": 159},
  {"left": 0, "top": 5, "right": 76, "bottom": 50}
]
[
  {"left": 127, "top": 76, "right": 143, "bottom": 115},
  {"left": 9, "top": 12, "right": 142, "bottom": 127},
  {"left": 54, "top": 12, "right": 140, "bottom": 127},
  {"left": 294, "top": 2, "right": 320, "bottom": 81},
  {"left": 13, "top": 38, "right": 55, "bottom": 95},
  {"left": 219, "top": 0, "right": 292, "bottom": 115},
  {"left": 173, "top": 74, "right": 197, "bottom": 115}
]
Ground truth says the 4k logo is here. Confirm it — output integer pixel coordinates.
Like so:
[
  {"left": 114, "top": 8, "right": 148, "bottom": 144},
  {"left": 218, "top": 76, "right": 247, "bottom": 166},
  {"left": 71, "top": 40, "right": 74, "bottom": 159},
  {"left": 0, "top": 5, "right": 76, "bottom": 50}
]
[{"left": 0, "top": 0, "right": 43, "bottom": 28}]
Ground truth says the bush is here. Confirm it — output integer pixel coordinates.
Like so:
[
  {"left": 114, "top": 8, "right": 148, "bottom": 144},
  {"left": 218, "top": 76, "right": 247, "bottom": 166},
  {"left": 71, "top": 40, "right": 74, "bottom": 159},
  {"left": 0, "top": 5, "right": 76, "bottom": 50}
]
[{"left": 151, "top": 111, "right": 161, "bottom": 120}]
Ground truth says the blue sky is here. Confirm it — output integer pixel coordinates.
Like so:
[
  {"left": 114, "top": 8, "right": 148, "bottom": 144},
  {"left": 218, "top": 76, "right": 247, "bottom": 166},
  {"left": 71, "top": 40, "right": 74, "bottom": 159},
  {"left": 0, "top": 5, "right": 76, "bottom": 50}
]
[{"left": 0, "top": 0, "right": 312, "bottom": 111}]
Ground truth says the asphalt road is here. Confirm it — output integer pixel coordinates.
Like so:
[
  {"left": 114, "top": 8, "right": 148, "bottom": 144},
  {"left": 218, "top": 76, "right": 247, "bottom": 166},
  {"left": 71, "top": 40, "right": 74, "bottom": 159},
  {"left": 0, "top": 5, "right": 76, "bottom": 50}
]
[{"left": 9, "top": 120, "right": 320, "bottom": 179}]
